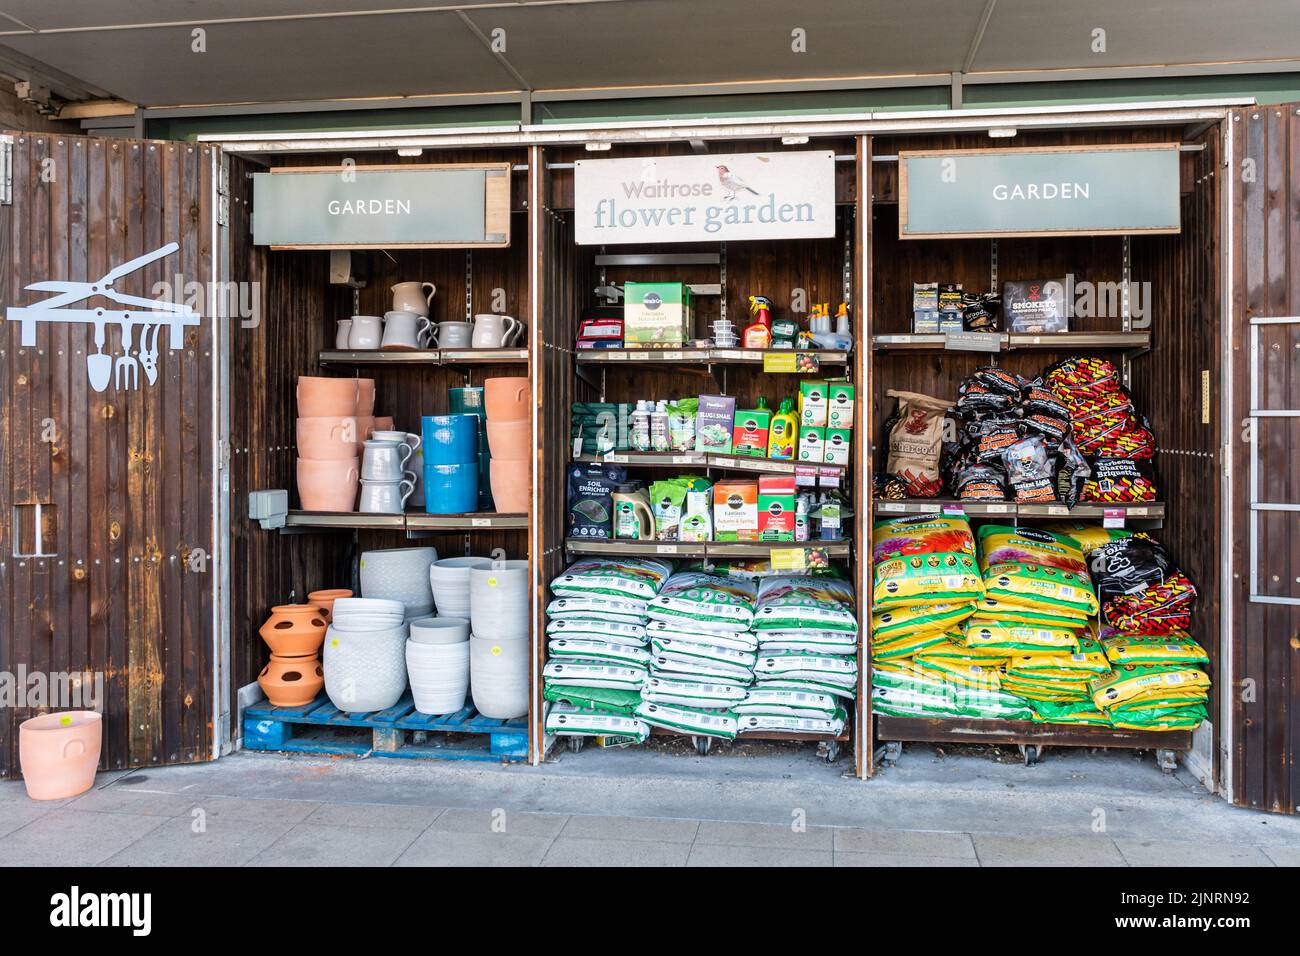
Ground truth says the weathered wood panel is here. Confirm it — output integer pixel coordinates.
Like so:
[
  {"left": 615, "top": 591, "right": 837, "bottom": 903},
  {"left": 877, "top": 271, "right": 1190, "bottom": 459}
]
[
  {"left": 1229, "top": 104, "right": 1300, "bottom": 814},
  {"left": 0, "top": 132, "right": 217, "bottom": 775}
]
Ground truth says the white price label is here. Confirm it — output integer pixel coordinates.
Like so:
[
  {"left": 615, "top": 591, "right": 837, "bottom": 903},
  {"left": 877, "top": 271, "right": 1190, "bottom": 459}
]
[
  {"left": 662, "top": 351, "right": 684, "bottom": 360},
  {"left": 471, "top": 518, "right": 490, "bottom": 527}
]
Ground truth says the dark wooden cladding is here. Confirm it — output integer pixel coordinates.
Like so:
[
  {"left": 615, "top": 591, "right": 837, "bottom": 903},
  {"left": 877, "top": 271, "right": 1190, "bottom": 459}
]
[
  {"left": 0, "top": 132, "right": 216, "bottom": 775},
  {"left": 1129, "top": 126, "right": 1222, "bottom": 786},
  {"left": 1228, "top": 104, "right": 1300, "bottom": 814}
]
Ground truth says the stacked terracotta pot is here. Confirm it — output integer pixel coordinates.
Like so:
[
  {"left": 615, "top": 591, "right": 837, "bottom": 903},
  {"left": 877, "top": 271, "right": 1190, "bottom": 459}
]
[
  {"left": 484, "top": 377, "right": 530, "bottom": 514},
  {"left": 257, "top": 602, "right": 334, "bottom": 707},
  {"left": 295, "top": 376, "right": 376, "bottom": 512}
]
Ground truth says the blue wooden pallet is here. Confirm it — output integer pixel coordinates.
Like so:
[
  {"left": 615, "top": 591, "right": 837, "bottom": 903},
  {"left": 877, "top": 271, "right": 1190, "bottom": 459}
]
[{"left": 243, "top": 692, "right": 529, "bottom": 762}]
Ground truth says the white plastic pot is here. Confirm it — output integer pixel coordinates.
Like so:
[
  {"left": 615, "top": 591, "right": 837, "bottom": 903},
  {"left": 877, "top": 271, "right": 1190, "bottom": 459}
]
[
  {"left": 429, "top": 556, "right": 492, "bottom": 618},
  {"left": 359, "top": 547, "right": 438, "bottom": 617},
  {"left": 409, "top": 616, "right": 470, "bottom": 645},
  {"left": 468, "top": 560, "right": 529, "bottom": 642},
  {"left": 470, "top": 634, "right": 528, "bottom": 719},
  {"left": 323, "top": 622, "right": 409, "bottom": 713},
  {"left": 406, "top": 639, "right": 470, "bottom": 715}
]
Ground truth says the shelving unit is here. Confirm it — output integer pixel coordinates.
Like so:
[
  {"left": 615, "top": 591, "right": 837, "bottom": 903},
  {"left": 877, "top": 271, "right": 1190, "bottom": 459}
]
[
  {"left": 871, "top": 499, "right": 1165, "bottom": 521},
  {"left": 576, "top": 348, "right": 850, "bottom": 366},
  {"left": 318, "top": 348, "right": 528, "bottom": 366},
  {"left": 283, "top": 510, "right": 527, "bottom": 533},
  {"left": 564, "top": 537, "right": 851, "bottom": 559},
  {"left": 871, "top": 331, "right": 1150, "bottom": 354},
  {"left": 577, "top": 450, "right": 847, "bottom": 479}
]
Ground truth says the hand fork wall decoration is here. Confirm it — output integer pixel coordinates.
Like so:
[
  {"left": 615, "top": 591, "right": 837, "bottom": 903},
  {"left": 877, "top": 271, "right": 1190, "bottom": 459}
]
[{"left": 4, "top": 242, "right": 201, "bottom": 393}]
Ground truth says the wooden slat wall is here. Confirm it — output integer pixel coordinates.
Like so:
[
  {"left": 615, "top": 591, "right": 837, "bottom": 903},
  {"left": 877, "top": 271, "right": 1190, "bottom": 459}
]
[
  {"left": 0, "top": 132, "right": 216, "bottom": 775},
  {"left": 1229, "top": 104, "right": 1300, "bottom": 814},
  {"left": 1129, "top": 127, "right": 1222, "bottom": 784}
]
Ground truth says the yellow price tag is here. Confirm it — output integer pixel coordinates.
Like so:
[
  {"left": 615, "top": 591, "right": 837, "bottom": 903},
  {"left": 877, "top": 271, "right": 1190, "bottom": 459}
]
[
  {"left": 491, "top": 645, "right": 502, "bottom": 657},
  {"left": 60, "top": 715, "right": 73, "bottom": 726},
  {"left": 331, "top": 638, "right": 339, "bottom": 648},
  {"left": 762, "top": 352, "right": 798, "bottom": 374},
  {"left": 769, "top": 547, "right": 807, "bottom": 571},
  {"left": 487, "top": 577, "right": 498, "bottom": 587}
]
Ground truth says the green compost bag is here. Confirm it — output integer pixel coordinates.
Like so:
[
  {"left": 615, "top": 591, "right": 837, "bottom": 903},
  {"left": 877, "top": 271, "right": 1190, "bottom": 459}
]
[
  {"left": 753, "top": 575, "right": 858, "bottom": 632},
  {"left": 634, "top": 700, "right": 738, "bottom": 740},
  {"left": 642, "top": 676, "right": 747, "bottom": 709},
  {"left": 551, "top": 557, "right": 672, "bottom": 602},
  {"left": 650, "top": 636, "right": 757, "bottom": 671},
  {"left": 650, "top": 652, "right": 754, "bottom": 684},
  {"left": 757, "top": 629, "right": 857, "bottom": 655},
  {"left": 647, "top": 570, "right": 757, "bottom": 632},
  {"left": 753, "top": 651, "right": 858, "bottom": 689},
  {"left": 736, "top": 707, "right": 847, "bottom": 737},
  {"left": 546, "top": 704, "right": 650, "bottom": 742},
  {"left": 546, "top": 618, "right": 648, "bottom": 647},
  {"left": 733, "top": 687, "right": 840, "bottom": 719},
  {"left": 646, "top": 619, "right": 757, "bottom": 652},
  {"left": 546, "top": 595, "right": 649, "bottom": 625},
  {"left": 543, "top": 682, "right": 643, "bottom": 716},
  {"left": 949, "top": 687, "right": 1034, "bottom": 720},
  {"left": 547, "top": 638, "right": 652, "bottom": 668},
  {"left": 1029, "top": 698, "right": 1111, "bottom": 726},
  {"left": 1108, "top": 702, "right": 1208, "bottom": 731},
  {"left": 543, "top": 660, "right": 647, "bottom": 690},
  {"left": 871, "top": 683, "right": 955, "bottom": 717},
  {"left": 759, "top": 677, "right": 855, "bottom": 699}
]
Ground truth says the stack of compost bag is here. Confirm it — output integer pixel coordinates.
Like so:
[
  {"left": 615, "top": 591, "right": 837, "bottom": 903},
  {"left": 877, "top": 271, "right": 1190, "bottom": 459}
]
[
  {"left": 1088, "top": 533, "right": 1210, "bottom": 730},
  {"left": 636, "top": 568, "right": 758, "bottom": 740},
  {"left": 543, "top": 556, "right": 672, "bottom": 743},
  {"left": 868, "top": 514, "right": 1027, "bottom": 719},
  {"left": 742, "top": 574, "right": 858, "bottom": 736},
  {"left": 1044, "top": 356, "right": 1159, "bottom": 503}
]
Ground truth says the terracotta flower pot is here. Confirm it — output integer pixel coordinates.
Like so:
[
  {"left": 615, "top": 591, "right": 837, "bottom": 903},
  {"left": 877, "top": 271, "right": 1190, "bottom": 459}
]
[
  {"left": 484, "top": 377, "right": 529, "bottom": 422},
  {"left": 297, "top": 376, "right": 358, "bottom": 417},
  {"left": 259, "top": 603, "right": 328, "bottom": 657},
  {"left": 356, "top": 378, "right": 376, "bottom": 416},
  {"left": 258, "top": 655, "right": 324, "bottom": 708},
  {"left": 353, "top": 416, "right": 375, "bottom": 456},
  {"left": 308, "top": 588, "right": 352, "bottom": 622},
  {"left": 489, "top": 458, "right": 529, "bottom": 513},
  {"left": 374, "top": 416, "right": 395, "bottom": 431},
  {"left": 297, "top": 416, "right": 360, "bottom": 460},
  {"left": 485, "top": 419, "right": 531, "bottom": 460},
  {"left": 297, "top": 457, "right": 359, "bottom": 512},
  {"left": 19, "top": 711, "right": 102, "bottom": 800}
]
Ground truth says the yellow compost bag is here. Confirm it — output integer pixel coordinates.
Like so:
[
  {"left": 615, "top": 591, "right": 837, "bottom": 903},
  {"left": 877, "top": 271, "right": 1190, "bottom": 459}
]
[
  {"left": 872, "top": 516, "right": 984, "bottom": 608},
  {"left": 1030, "top": 698, "right": 1111, "bottom": 726},
  {"left": 1089, "top": 664, "right": 1211, "bottom": 711},
  {"left": 872, "top": 602, "right": 976, "bottom": 642},
  {"left": 974, "top": 596, "right": 1088, "bottom": 629},
  {"left": 1110, "top": 712, "right": 1204, "bottom": 732},
  {"left": 962, "top": 619, "right": 1081, "bottom": 652},
  {"left": 914, "top": 658, "right": 1002, "bottom": 692},
  {"left": 1006, "top": 637, "right": 1110, "bottom": 677},
  {"left": 914, "top": 641, "right": 1011, "bottom": 668},
  {"left": 871, "top": 627, "right": 954, "bottom": 662},
  {"left": 1000, "top": 676, "right": 1091, "bottom": 702},
  {"left": 1043, "top": 521, "right": 1132, "bottom": 556},
  {"left": 977, "top": 525, "right": 1099, "bottom": 616},
  {"left": 1100, "top": 629, "right": 1209, "bottom": 667}
]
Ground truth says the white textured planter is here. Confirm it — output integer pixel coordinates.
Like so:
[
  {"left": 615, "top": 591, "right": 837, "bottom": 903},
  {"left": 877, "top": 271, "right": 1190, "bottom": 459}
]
[
  {"left": 429, "top": 556, "right": 492, "bottom": 618},
  {"left": 469, "top": 560, "right": 529, "bottom": 642},
  {"left": 360, "top": 547, "right": 438, "bottom": 617},
  {"left": 470, "top": 634, "right": 529, "bottom": 719},
  {"left": 409, "top": 616, "right": 470, "bottom": 645},
  {"left": 406, "top": 639, "right": 470, "bottom": 715},
  {"left": 323, "top": 623, "right": 409, "bottom": 713}
]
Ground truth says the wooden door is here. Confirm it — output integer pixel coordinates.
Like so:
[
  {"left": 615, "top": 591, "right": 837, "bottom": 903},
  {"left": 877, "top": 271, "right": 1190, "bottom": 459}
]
[
  {"left": 0, "top": 131, "right": 220, "bottom": 775},
  {"left": 1229, "top": 104, "right": 1300, "bottom": 812}
]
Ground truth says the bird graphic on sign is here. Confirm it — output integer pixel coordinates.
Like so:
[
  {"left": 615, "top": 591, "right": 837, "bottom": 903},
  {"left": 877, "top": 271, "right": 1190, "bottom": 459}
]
[{"left": 715, "top": 165, "right": 760, "bottom": 201}]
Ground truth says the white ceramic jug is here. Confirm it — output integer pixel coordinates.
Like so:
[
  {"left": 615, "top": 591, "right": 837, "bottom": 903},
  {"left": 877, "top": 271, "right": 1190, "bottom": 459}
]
[
  {"left": 381, "top": 311, "right": 421, "bottom": 350},
  {"left": 392, "top": 281, "right": 436, "bottom": 317},
  {"left": 348, "top": 315, "right": 383, "bottom": 350},
  {"left": 471, "top": 314, "right": 520, "bottom": 349}
]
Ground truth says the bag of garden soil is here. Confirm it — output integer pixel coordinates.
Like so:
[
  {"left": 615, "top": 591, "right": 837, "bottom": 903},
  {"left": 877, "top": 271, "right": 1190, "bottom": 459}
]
[
  {"left": 873, "top": 601, "right": 977, "bottom": 642},
  {"left": 1099, "top": 629, "right": 1208, "bottom": 667},
  {"left": 645, "top": 619, "right": 758, "bottom": 652},
  {"left": 753, "top": 575, "right": 857, "bottom": 632},
  {"left": 736, "top": 710, "right": 846, "bottom": 736},
  {"left": 978, "top": 525, "right": 1098, "bottom": 616},
  {"left": 733, "top": 687, "right": 840, "bottom": 718},
  {"left": 872, "top": 683, "right": 955, "bottom": 718},
  {"left": 647, "top": 570, "right": 757, "bottom": 632},
  {"left": 872, "top": 628, "right": 956, "bottom": 661},
  {"left": 546, "top": 595, "right": 649, "bottom": 624},
  {"left": 551, "top": 557, "right": 672, "bottom": 602},
  {"left": 650, "top": 636, "right": 757, "bottom": 671},
  {"left": 634, "top": 701, "right": 738, "bottom": 739},
  {"left": 1029, "top": 698, "right": 1111, "bottom": 726},
  {"left": 546, "top": 704, "right": 651, "bottom": 742},
  {"left": 650, "top": 653, "right": 754, "bottom": 684},
  {"left": 543, "top": 660, "right": 648, "bottom": 690},
  {"left": 872, "top": 515, "right": 984, "bottom": 608},
  {"left": 753, "top": 651, "right": 858, "bottom": 689},
  {"left": 543, "top": 682, "right": 643, "bottom": 716},
  {"left": 757, "top": 630, "right": 857, "bottom": 655},
  {"left": 641, "top": 676, "right": 747, "bottom": 709},
  {"left": 1089, "top": 664, "right": 1210, "bottom": 711},
  {"left": 547, "top": 638, "right": 652, "bottom": 668},
  {"left": 546, "top": 618, "right": 648, "bottom": 646}
]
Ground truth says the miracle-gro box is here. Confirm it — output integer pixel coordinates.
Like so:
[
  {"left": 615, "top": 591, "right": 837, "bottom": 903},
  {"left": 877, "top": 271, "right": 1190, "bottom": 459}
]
[{"left": 623, "top": 282, "right": 692, "bottom": 347}]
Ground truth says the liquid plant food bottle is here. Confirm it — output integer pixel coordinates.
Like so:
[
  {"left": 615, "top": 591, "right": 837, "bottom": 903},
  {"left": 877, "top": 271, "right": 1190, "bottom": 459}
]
[
  {"left": 612, "top": 484, "right": 655, "bottom": 539},
  {"left": 767, "top": 398, "right": 800, "bottom": 460}
]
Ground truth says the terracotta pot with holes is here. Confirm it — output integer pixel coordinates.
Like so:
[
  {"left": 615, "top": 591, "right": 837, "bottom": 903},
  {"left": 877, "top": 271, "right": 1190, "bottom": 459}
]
[
  {"left": 308, "top": 589, "right": 352, "bottom": 623},
  {"left": 259, "top": 604, "right": 328, "bottom": 658},
  {"left": 258, "top": 655, "right": 324, "bottom": 708}
]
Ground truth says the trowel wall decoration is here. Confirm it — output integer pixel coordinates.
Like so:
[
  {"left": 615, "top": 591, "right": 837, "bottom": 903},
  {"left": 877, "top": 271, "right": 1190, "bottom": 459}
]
[{"left": 5, "top": 242, "right": 201, "bottom": 393}]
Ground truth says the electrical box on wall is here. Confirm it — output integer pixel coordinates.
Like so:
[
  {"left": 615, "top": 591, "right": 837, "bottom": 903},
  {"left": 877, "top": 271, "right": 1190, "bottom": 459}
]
[
  {"left": 248, "top": 489, "right": 289, "bottom": 530},
  {"left": 329, "top": 250, "right": 369, "bottom": 288}
]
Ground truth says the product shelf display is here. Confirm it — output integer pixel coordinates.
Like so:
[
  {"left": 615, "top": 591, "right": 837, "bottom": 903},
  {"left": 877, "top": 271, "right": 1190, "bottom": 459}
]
[
  {"left": 864, "top": 127, "right": 1223, "bottom": 773},
  {"left": 536, "top": 139, "right": 867, "bottom": 768},
  {"left": 233, "top": 148, "right": 540, "bottom": 762}
]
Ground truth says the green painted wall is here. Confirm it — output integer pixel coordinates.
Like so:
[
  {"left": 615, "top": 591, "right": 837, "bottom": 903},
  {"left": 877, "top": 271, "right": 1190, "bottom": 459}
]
[{"left": 146, "top": 72, "right": 1300, "bottom": 140}]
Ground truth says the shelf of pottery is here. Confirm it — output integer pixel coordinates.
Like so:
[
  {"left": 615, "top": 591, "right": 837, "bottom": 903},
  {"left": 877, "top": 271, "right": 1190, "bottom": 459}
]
[
  {"left": 254, "top": 549, "right": 530, "bottom": 742},
  {"left": 290, "top": 374, "right": 530, "bottom": 530}
]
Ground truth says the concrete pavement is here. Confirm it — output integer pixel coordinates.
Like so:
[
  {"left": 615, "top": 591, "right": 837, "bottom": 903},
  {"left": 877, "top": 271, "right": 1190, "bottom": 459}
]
[{"left": 1, "top": 742, "right": 1297, "bottom": 866}]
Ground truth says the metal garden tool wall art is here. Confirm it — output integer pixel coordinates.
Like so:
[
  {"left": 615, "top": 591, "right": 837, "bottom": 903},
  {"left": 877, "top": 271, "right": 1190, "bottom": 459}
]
[{"left": 5, "top": 242, "right": 201, "bottom": 393}]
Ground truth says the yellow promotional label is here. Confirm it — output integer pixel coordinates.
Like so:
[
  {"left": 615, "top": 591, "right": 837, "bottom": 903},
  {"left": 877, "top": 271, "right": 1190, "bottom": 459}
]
[
  {"left": 60, "top": 715, "right": 72, "bottom": 726},
  {"left": 491, "top": 645, "right": 502, "bottom": 657},
  {"left": 769, "top": 547, "right": 807, "bottom": 572},
  {"left": 487, "top": 577, "right": 498, "bottom": 587},
  {"left": 762, "top": 352, "right": 799, "bottom": 373}
]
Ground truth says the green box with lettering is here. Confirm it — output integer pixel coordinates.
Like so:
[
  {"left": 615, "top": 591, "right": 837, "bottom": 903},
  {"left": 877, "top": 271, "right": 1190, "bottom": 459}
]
[{"left": 623, "top": 282, "right": 692, "bottom": 348}]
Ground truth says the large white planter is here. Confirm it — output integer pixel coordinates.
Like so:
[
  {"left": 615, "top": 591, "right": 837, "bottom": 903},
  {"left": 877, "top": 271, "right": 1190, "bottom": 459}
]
[
  {"left": 360, "top": 547, "right": 438, "bottom": 618},
  {"left": 323, "top": 622, "right": 409, "bottom": 713},
  {"left": 470, "top": 634, "right": 528, "bottom": 719},
  {"left": 429, "top": 556, "right": 492, "bottom": 618},
  {"left": 406, "top": 639, "right": 470, "bottom": 715},
  {"left": 469, "top": 560, "right": 529, "bottom": 642}
]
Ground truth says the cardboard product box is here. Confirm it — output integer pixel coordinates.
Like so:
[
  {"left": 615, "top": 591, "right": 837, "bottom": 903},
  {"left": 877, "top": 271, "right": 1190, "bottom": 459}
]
[
  {"left": 913, "top": 282, "right": 939, "bottom": 333},
  {"left": 1003, "top": 279, "right": 1069, "bottom": 334},
  {"left": 695, "top": 394, "right": 736, "bottom": 454},
  {"left": 798, "top": 426, "right": 826, "bottom": 464},
  {"left": 623, "top": 282, "right": 692, "bottom": 347},
  {"left": 799, "top": 380, "right": 828, "bottom": 428},
  {"left": 827, "top": 382, "right": 855, "bottom": 430},
  {"left": 713, "top": 481, "right": 758, "bottom": 541},
  {"left": 731, "top": 404, "right": 772, "bottom": 457},
  {"left": 824, "top": 427, "right": 852, "bottom": 466},
  {"left": 938, "top": 283, "right": 964, "bottom": 332},
  {"left": 758, "top": 475, "right": 796, "bottom": 541}
]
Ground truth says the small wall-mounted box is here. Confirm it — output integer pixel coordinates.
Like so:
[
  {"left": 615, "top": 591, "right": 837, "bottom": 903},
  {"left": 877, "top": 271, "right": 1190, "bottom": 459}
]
[{"left": 248, "top": 489, "right": 289, "bottom": 530}]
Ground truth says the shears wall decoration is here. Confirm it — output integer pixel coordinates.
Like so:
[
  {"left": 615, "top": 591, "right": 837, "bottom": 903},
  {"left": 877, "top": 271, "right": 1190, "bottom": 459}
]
[{"left": 5, "top": 242, "right": 202, "bottom": 393}]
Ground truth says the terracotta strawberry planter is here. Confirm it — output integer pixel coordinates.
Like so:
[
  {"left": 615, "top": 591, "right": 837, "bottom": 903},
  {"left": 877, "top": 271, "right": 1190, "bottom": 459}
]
[
  {"left": 259, "top": 604, "right": 328, "bottom": 657},
  {"left": 19, "top": 711, "right": 102, "bottom": 800},
  {"left": 296, "top": 376, "right": 359, "bottom": 417},
  {"left": 258, "top": 655, "right": 324, "bottom": 707},
  {"left": 308, "top": 588, "right": 352, "bottom": 622},
  {"left": 297, "top": 457, "right": 359, "bottom": 511}
]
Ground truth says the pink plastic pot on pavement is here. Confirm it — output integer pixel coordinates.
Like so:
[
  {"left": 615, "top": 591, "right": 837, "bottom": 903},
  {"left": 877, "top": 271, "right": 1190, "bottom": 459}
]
[{"left": 19, "top": 711, "right": 102, "bottom": 800}]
